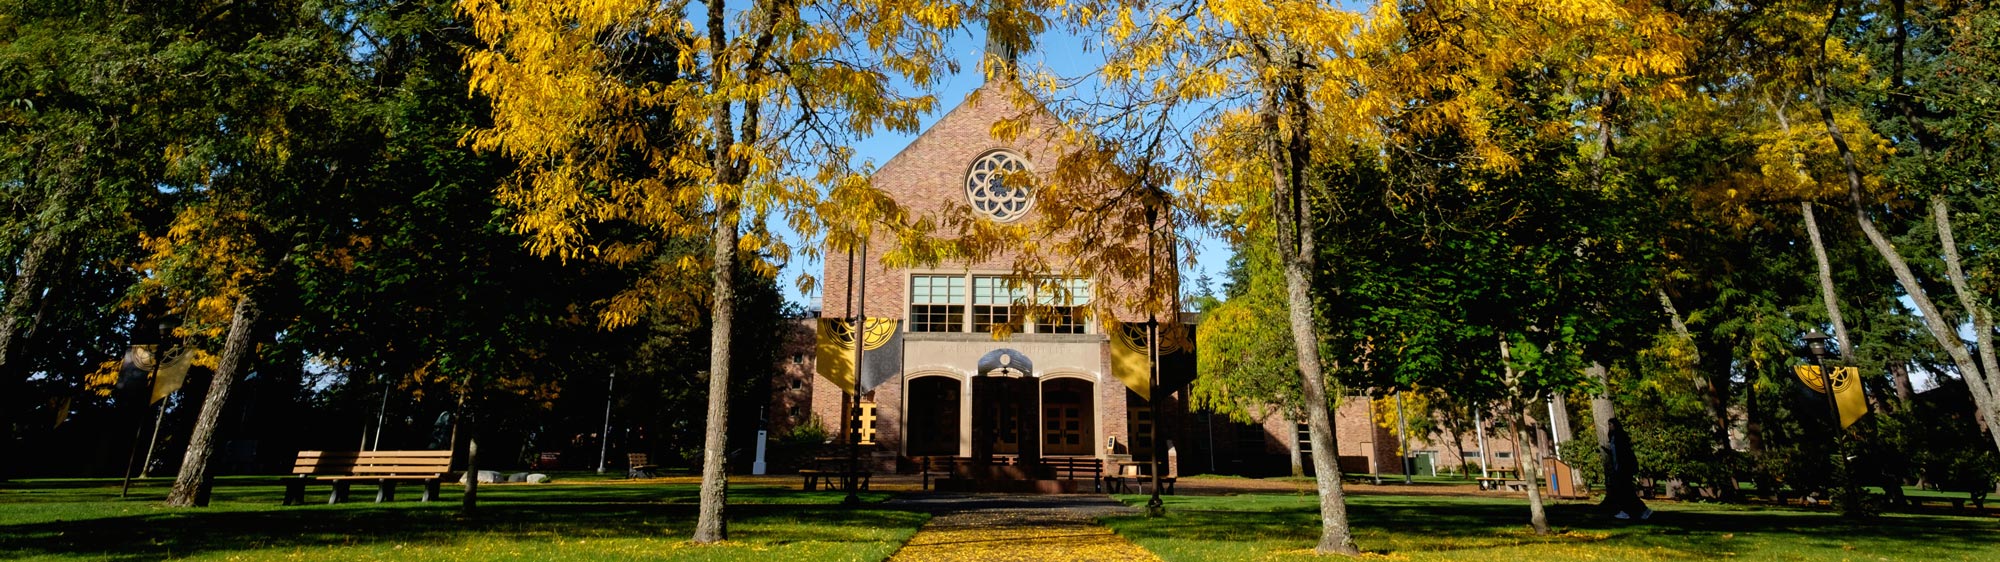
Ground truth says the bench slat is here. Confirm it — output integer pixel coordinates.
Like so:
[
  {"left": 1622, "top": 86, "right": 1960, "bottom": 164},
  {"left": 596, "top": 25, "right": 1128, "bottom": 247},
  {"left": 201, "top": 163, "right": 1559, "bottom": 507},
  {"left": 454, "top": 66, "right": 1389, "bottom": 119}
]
[
  {"left": 317, "top": 475, "right": 448, "bottom": 480},
  {"left": 299, "top": 451, "right": 453, "bottom": 458},
  {"left": 297, "top": 459, "right": 454, "bottom": 465},
  {"left": 292, "top": 450, "right": 454, "bottom": 477}
]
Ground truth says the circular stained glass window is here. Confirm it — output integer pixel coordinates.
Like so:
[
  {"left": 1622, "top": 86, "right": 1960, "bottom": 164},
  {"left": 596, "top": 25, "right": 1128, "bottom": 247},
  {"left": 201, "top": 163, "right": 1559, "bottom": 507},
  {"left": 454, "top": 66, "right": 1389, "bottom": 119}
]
[{"left": 965, "top": 150, "right": 1033, "bottom": 222}]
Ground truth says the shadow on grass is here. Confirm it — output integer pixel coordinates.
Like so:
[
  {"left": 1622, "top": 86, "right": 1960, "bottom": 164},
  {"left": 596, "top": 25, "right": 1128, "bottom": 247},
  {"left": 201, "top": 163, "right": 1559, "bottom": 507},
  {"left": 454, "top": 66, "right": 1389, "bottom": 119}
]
[
  {"left": 1106, "top": 494, "right": 2000, "bottom": 559},
  {"left": 0, "top": 479, "right": 911, "bottom": 561}
]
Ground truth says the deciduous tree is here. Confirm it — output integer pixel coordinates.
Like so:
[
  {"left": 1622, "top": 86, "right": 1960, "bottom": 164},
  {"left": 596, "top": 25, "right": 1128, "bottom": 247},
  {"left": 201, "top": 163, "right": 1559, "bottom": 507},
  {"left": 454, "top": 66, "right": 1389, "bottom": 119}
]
[{"left": 460, "top": 0, "right": 965, "bottom": 541}]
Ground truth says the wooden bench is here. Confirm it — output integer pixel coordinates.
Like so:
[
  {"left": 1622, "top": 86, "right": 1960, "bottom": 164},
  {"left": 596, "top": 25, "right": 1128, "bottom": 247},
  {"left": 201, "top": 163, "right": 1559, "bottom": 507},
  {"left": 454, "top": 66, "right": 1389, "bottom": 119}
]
[
  {"left": 800, "top": 456, "right": 871, "bottom": 491},
  {"left": 1907, "top": 494, "right": 1981, "bottom": 510},
  {"left": 1040, "top": 456, "right": 1105, "bottom": 492},
  {"left": 627, "top": 453, "right": 659, "bottom": 479},
  {"left": 917, "top": 456, "right": 968, "bottom": 491},
  {"left": 1909, "top": 496, "right": 1965, "bottom": 509},
  {"left": 1477, "top": 477, "right": 1528, "bottom": 492},
  {"left": 284, "top": 450, "right": 453, "bottom": 505}
]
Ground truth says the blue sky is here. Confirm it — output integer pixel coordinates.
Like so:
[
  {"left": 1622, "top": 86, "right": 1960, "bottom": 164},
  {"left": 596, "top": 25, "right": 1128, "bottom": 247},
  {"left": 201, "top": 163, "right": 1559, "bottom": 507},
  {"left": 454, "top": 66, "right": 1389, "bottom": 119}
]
[{"left": 779, "top": 24, "right": 1232, "bottom": 310}]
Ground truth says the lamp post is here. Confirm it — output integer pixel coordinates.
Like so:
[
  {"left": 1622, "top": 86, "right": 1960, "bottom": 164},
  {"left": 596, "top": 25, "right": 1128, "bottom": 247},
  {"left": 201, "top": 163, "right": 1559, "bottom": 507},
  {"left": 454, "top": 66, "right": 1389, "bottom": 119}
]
[
  {"left": 1146, "top": 315, "right": 1165, "bottom": 516},
  {"left": 597, "top": 369, "right": 614, "bottom": 474},
  {"left": 844, "top": 241, "right": 867, "bottom": 508},
  {"left": 1802, "top": 330, "right": 1840, "bottom": 428},
  {"left": 1142, "top": 200, "right": 1168, "bottom": 518},
  {"left": 1801, "top": 329, "right": 1854, "bottom": 513},
  {"left": 1397, "top": 392, "right": 1412, "bottom": 484}
]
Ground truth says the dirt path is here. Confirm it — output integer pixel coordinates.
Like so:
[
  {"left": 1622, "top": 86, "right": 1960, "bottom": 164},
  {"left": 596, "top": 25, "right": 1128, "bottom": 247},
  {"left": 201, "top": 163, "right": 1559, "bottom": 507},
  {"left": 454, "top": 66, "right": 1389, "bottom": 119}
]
[{"left": 886, "top": 494, "right": 1160, "bottom": 562}]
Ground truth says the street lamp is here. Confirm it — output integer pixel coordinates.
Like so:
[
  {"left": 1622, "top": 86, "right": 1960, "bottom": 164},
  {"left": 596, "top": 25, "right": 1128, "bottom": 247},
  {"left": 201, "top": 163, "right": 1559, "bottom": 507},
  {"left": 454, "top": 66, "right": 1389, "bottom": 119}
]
[
  {"left": 1800, "top": 328, "right": 1853, "bottom": 513},
  {"left": 1802, "top": 329, "right": 1830, "bottom": 362},
  {"left": 1801, "top": 329, "right": 1839, "bottom": 425}
]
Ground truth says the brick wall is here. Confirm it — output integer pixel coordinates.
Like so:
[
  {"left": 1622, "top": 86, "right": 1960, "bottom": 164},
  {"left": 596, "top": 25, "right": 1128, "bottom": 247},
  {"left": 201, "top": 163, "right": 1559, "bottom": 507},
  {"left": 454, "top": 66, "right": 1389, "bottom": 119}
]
[
  {"left": 769, "top": 318, "right": 818, "bottom": 437},
  {"left": 804, "top": 80, "right": 1174, "bottom": 472},
  {"left": 1405, "top": 413, "right": 1524, "bottom": 473},
  {"left": 817, "top": 81, "right": 1154, "bottom": 324}
]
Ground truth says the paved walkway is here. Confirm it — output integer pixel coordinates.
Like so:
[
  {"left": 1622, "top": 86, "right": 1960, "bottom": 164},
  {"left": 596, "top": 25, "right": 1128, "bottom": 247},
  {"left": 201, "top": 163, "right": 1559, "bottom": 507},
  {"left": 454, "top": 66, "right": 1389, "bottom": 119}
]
[{"left": 886, "top": 494, "right": 1161, "bottom": 562}]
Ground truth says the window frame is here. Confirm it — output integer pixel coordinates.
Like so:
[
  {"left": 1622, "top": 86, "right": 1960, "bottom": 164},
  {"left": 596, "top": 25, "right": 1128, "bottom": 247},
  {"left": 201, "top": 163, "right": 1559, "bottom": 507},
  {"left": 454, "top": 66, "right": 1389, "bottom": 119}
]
[
  {"left": 908, "top": 274, "right": 967, "bottom": 333},
  {"left": 906, "top": 272, "right": 1094, "bottom": 334}
]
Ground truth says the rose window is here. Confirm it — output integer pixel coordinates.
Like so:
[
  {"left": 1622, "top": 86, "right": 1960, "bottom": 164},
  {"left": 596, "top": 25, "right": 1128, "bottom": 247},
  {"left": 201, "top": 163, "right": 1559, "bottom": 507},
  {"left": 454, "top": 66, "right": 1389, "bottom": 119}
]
[{"left": 965, "top": 150, "right": 1033, "bottom": 222}]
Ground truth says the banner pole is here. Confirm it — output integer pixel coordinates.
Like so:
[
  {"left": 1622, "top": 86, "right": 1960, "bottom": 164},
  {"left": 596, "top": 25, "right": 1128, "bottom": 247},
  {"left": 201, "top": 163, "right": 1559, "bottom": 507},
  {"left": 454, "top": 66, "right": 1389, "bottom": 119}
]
[
  {"left": 140, "top": 399, "right": 167, "bottom": 478},
  {"left": 119, "top": 346, "right": 159, "bottom": 498},
  {"left": 845, "top": 238, "right": 867, "bottom": 507}
]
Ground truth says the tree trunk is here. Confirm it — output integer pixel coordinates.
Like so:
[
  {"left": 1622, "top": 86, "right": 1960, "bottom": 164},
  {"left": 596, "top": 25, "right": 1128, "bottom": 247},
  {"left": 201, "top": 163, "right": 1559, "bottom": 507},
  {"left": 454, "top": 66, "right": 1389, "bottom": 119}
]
[
  {"left": 1933, "top": 197, "right": 2000, "bottom": 431},
  {"left": 1745, "top": 378, "right": 1765, "bottom": 454},
  {"left": 1502, "top": 337, "right": 1549, "bottom": 535},
  {"left": 1658, "top": 289, "right": 1728, "bottom": 436},
  {"left": 1779, "top": 102, "right": 1857, "bottom": 364},
  {"left": 165, "top": 292, "right": 264, "bottom": 507},
  {"left": 462, "top": 407, "right": 479, "bottom": 514},
  {"left": 1265, "top": 47, "right": 1359, "bottom": 556},
  {"left": 1697, "top": 351, "right": 1733, "bottom": 457},
  {"left": 693, "top": 210, "right": 739, "bottom": 543},
  {"left": 0, "top": 221, "right": 60, "bottom": 380},
  {"left": 1587, "top": 362, "right": 1616, "bottom": 492},
  {"left": 0, "top": 214, "right": 63, "bottom": 482},
  {"left": 1548, "top": 393, "right": 1573, "bottom": 448},
  {"left": 691, "top": 0, "right": 742, "bottom": 542},
  {"left": 1888, "top": 363, "right": 1915, "bottom": 404},
  {"left": 1655, "top": 290, "right": 1700, "bottom": 364},
  {"left": 0, "top": 169, "right": 76, "bottom": 386},
  {"left": 1581, "top": 99, "right": 1617, "bottom": 493},
  {"left": 1814, "top": 78, "right": 2000, "bottom": 456},
  {"left": 1438, "top": 415, "right": 1468, "bottom": 479},
  {"left": 1664, "top": 290, "right": 1734, "bottom": 457},
  {"left": 1802, "top": 202, "right": 1856, "bottom": 362},
  {"left": 1287, "top": 413, "right": 1304, "bottom": 478}
]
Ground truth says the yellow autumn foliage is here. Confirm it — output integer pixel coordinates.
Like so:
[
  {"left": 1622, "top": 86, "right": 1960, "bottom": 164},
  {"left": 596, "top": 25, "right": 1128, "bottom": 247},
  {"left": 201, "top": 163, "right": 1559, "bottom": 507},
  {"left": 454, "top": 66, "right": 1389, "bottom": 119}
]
[{"left": 460, "top": 0, "right": 971, "bottom": 329}]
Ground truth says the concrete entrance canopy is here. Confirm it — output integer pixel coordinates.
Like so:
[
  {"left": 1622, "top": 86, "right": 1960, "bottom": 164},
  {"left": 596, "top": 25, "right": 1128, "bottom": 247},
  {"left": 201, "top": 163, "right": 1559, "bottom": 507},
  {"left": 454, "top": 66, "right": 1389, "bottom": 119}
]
[
  {"left": 977, "top": 349, "right": 1032, "bottom": 377},
  {"left": 904, "top": 333, "right": 1102, "bottom": 381}
]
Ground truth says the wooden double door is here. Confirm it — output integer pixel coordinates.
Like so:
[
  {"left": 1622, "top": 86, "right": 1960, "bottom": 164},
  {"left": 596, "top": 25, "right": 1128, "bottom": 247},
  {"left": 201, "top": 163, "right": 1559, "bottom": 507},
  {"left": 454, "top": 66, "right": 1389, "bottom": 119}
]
[
  {"left": 1040, "top": 378, "right": 1094, "bottom": 456},
  {"left": 963, "top": 376, "right": 1097, "bottom": 459}
]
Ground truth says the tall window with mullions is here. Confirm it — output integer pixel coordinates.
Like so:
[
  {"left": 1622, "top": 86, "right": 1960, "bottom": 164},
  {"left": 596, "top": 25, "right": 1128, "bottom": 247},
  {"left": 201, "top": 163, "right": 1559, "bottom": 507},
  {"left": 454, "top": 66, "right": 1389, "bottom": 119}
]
[
  {"left": 971, "top": 276, "right": 1024, "bottom": 333},
  {"left": 1037, "top": 278, "right": 1091, "bottom": 334},
  {"left": 910, "top": 275, "right": 965, "bottom": 332}
]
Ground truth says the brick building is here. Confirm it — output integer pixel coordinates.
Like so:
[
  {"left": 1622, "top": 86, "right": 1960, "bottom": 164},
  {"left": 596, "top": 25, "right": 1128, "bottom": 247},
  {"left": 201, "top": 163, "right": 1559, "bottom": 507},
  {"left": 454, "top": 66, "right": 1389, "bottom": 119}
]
[{"left": 764, "top": 78, "right": 1526, "bottom": 481}]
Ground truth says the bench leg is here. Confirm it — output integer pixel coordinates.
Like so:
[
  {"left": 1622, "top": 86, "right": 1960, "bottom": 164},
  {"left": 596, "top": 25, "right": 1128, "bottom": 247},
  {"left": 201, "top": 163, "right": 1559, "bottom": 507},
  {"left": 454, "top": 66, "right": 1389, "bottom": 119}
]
[
  {"left": 422, "top": 481, "right": 440, "bottom": 502},
  {"left": 377, "top": 481, "right": 396, "bottom": 503},
  {"left": 329, "top": 482, "right": 351, "bottom": 504},
  {"left": 284, "top": 480, "right": 305, "bottom": 506}
]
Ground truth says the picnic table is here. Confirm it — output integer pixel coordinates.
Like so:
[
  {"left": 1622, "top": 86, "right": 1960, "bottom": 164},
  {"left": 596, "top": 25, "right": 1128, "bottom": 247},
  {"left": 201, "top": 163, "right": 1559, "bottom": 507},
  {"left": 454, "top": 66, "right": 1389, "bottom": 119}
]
[
  {"left": 1105, "top": 460, "right": 1176, "bottom": 494},
  {"left": 1476, "top": 468, "right": 1525, "bottom": 491},
  {"left": 800, "top": 456, "right": 871, "bottom": 491}
]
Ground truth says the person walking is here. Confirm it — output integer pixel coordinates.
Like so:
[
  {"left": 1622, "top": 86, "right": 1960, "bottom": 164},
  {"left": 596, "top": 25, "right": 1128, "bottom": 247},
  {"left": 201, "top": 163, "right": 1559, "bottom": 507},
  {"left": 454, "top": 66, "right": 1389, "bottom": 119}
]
[{"left": 1604, "top": 418, "right": 1652, "bottom": 520}]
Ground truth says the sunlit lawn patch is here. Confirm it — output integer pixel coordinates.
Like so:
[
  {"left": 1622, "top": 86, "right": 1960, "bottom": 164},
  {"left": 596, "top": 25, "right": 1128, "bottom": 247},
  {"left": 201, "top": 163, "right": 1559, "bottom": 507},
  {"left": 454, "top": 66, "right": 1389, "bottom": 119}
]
[
  {"left": 0, "top": 476, "right": 923, "bottom": 561},
  {"left": 1104, "top": 492, "right": 2000, "bottom": 561}
]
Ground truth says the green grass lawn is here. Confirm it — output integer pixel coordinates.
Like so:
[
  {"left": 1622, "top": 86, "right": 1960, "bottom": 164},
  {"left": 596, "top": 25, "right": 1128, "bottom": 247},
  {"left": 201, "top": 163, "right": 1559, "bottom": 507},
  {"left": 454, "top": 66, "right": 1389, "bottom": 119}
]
[
  {"left": 1104, "top": 492, "right": 2000, "bottom": 561},
  {"left": 0, "top": 476, "right": 924, "bottom": 561}
]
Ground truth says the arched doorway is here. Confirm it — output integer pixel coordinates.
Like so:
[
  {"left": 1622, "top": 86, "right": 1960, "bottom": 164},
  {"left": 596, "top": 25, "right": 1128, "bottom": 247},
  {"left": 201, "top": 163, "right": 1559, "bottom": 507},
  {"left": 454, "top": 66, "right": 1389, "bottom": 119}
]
[
  {"left": 1041, "top": 378, "right": 1095, "bottom": 456},
  {"left": 905, "top": 376, "right": 961, "bottom": 456}
]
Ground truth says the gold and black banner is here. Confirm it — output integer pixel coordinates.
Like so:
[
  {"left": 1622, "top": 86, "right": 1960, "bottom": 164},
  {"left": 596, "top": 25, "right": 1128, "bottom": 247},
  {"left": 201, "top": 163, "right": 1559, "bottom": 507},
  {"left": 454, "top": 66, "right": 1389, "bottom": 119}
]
[
  {"left": 816, "top": 318, "right": 902, "bottom": 394},
  {"left": 1108, "top": 319, "right": 1195, "bottom": 401},
  {"left": 1794, "top": 365, "right": 1868, "bottom": 428}
]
